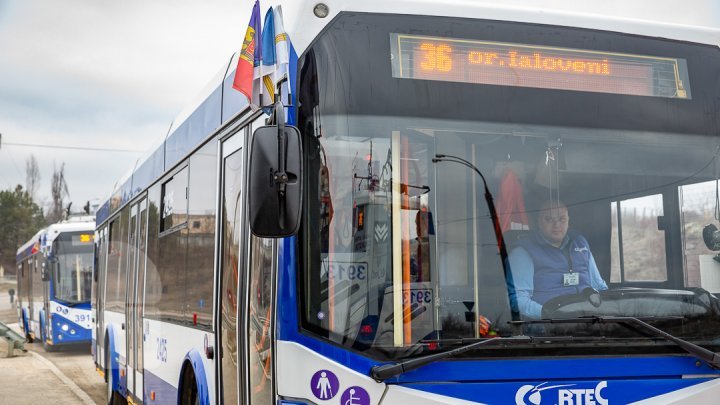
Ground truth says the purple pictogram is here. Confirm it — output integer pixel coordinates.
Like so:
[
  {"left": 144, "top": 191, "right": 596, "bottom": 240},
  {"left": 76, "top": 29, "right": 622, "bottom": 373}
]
[
  {"left": 310, "top": 369, "right": 340, "bottom": 400},
  {"left": 340, "top": 386, "right": 370, "bottom": 405}
]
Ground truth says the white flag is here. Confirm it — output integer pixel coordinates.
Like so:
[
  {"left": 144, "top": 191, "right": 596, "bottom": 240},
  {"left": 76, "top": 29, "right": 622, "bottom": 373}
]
[{"left": 273, "top": 4, "right": 290, "bottom": 96}]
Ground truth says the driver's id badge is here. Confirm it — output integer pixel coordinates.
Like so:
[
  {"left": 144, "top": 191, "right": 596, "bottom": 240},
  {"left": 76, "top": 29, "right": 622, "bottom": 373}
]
[{"left": 563, "top": 272, "right": 579, "bottom": 286}]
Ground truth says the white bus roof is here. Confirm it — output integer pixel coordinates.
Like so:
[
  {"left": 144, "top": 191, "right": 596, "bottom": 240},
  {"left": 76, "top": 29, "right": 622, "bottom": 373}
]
[
  {"left": 267, "top": 0, "right": 720, "bottom": 53},
  {"left": 16, "top": 216, "right": 96, "bottom": 258}
]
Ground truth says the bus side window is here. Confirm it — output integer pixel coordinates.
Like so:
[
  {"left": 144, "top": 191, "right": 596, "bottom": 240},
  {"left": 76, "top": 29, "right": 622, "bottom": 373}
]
[
  {"left": 610, "top": 194, "right": 667, "bottom": 283},
  {"left": 679, "top": 181, "right": 720, "bottom": 291}
]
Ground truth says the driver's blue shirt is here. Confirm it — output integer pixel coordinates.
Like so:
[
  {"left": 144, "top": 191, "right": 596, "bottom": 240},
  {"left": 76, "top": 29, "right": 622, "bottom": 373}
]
[{"left": 508, "top": 232, "right": 608, "bottom": 319}]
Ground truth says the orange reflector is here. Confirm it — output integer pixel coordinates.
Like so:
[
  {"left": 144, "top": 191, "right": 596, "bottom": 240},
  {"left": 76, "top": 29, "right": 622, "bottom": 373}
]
[
  {"left": 120, "top": 369, "right": 125, "bottom": 377},
  {"left": 151, "top": 391, "right": 156, "bottom": 401}
]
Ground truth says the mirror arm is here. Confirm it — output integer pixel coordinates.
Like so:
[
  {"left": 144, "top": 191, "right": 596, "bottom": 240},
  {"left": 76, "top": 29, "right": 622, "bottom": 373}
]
[
  {"left": 272, "top": 75, "right": 290, "bottom": 228},
  {"left": 273, "top": 76, "right": 291, "bottom": 197},
  {"left": 275, "top": 101, "right": 288, "bottom": 197}
]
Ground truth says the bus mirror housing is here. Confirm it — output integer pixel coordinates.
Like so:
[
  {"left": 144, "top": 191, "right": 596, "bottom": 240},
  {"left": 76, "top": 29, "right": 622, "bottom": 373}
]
[
  {"left": 41, "top": 261, "right": 52, "bottom": 282},
  {"left": 93, "top": 244, "right": 99, "bottom": 282},
  {"left": 248, "top": 102, "right": 303, "bottom": 237}
]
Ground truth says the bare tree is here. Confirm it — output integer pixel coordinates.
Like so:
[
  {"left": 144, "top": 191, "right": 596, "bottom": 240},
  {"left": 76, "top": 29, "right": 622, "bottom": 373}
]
[
  {"left": 48, "top": 163, "right": 70, "bottom": 223},
  {"left": 25, "top": 154, "right": 40, "bottom": 201}
]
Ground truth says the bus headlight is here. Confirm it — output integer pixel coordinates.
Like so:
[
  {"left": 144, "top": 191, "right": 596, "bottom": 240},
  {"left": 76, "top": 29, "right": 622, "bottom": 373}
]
[
  {"left": 313, "top": 3, "right": 329, "bottom": 18},
  {"left": 70, "top": 329, "right": 76, "bottom": 335},
  {"left": 61, "top": 324, "right": 69, "bottom": 332}
]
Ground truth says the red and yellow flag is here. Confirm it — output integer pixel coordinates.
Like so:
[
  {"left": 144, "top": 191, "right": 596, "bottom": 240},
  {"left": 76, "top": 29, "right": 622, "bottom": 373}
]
[{"left": 232, "top": 0, "right": 262, "bottom": 100}]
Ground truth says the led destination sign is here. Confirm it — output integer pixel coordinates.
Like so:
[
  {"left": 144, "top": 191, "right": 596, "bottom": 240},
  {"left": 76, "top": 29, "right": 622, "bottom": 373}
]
[
  {"left": 71, "top": 234, "right": 94, "bottom": 245},
  {"left": 390, "top": 34, "right": 691, "bottom": 99}
]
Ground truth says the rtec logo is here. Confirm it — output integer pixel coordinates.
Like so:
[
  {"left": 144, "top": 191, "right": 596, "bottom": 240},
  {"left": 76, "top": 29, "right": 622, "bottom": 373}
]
[{"left": 515, "top": 381, "right": 608, "bottom": 405}]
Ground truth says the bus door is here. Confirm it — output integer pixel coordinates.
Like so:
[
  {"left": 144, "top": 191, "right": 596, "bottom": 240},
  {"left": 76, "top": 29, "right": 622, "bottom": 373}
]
[
  {"left": 135, "top": 198, "right": 148, "bottom": 402},
  {"left": 126, "top": 197, "right": 148, "bottom": 402},
  {"left": 43, "top": 256, "right": 51, "bottom": 343},
  {"left": 95, "top": 227, "right": 108, "bottom": 366},
  {"left": 28, "top": 256, "right": 35, "bottom": 335},
  {"left": 246, "top": 116, "right": 276, "bottom": 405},
  {"left": 31, "top": 255, "right": 39, "bottom": 338},
  {"left": 18, "top": 261, "right": 26, "bottom": 332},
  {"left": 217, "top": 128, "right": 246, "bottom": 405}
]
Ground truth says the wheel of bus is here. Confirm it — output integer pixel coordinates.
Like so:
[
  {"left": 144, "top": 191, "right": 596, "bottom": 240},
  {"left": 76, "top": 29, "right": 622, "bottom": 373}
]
[
  {"left": 23, "top": 317, "right": 34, "bottom": 343},
  {"left": 43, "top": 338, "right": 56, "bottom": 352},
  {"left": 42, "top": 325, "right": 56, "bottom": 352},
  {"left": 180, "top": 365, "right": 200, "bottom": 405},
  {"left": 106, "top": 343, "right": 123, "bottom": 405}
]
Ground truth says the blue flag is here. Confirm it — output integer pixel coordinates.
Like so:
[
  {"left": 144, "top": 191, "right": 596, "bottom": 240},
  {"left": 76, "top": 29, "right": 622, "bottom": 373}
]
[{"left": 259, "top": 7, "right": 277, "bottom": 104}]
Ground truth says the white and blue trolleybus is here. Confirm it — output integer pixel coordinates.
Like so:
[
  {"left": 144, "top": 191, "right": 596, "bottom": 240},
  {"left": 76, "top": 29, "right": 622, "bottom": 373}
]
[
  {"left": 16, "top": 216, "right": 95, "bottom": 351},
  {"left": 93, "top": 0, "right": 720, "bottom": 404}
]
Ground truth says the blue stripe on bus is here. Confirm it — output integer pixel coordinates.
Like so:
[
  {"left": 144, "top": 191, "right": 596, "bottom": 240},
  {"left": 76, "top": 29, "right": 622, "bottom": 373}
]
[
  {"left": 183, "top": 349, "right": 210, "bottom": 405},
  {"left": 277, "top": 237, "right": 377, "bottom": 374},
  {"left": 40, "top": 310, "right": 46, "bottom": 342},
  {"left": 21, "top": 308, "right": 29, "bottom": 335},
  {"left": 49, "top": 313, "right": 91, "bottom": 344},
  {"left": 275, "top": 238, "right": 720, "bottom": 384},
  {"left": 404, "top": 378, "right": 711, "bottom": 404},
  {"left": 287, "top": 44, "right": 298, "bottom": 126},
  {"left": 144, "top": 369, "right": 178, "bottom": 404},
  {"left": 106, "top": 324, "right": 125, "bottom": 396}
]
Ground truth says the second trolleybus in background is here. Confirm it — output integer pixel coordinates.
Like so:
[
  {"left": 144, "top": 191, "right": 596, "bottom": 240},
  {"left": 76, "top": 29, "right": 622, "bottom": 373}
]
[
  {"left": 16, "top": 216, "right": 95, "bottom": 351},
  {"left": 93, "top": 0, "right": 720, "bottom": 404}
]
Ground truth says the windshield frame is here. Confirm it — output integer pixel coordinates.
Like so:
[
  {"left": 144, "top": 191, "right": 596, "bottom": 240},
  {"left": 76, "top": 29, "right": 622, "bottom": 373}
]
[
  {"left": 51, "top": 231, "right": 94, "bottom": 305},
  {"left": 295, "top": 12, "right": 720, "bottom": 361}
]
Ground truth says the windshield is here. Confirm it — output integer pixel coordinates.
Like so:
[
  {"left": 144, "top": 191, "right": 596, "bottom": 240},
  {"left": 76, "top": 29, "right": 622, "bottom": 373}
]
[
  {"left": 53, "top": 231, "right": 94, "bottom": 304},
  {"left": 298, "top": 13, "right": 720, "bottom": 361}
]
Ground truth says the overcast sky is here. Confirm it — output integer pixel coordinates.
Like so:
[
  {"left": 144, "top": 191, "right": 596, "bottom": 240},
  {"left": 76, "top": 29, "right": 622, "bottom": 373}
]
[{"left": 0, "top": 0, "right": 251, "bottom": 213}]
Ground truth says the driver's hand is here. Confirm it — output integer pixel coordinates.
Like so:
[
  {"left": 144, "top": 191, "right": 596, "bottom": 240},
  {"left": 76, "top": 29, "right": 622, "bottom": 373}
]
[{"left": 581, "top": 287, "right": 602, "bottom": 307}]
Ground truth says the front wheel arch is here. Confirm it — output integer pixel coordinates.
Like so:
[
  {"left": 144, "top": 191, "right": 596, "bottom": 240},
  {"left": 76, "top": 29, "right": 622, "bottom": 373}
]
[{"left": 178, "top": 350, "right": 210, "bottom": 405}]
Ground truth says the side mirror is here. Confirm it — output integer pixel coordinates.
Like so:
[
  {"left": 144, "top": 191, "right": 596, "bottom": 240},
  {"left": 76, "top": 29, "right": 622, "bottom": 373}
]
[
  {"left": 703, "top": 224, "right": 720, "bottom": 251},
  {"left": 41, "top": 260, "right": 53, "bottom": 282},
  {"left": 248, "top": 102, "right": 303, "bottom": 237},
  {"left": 93, "top": 244, "right": 99, "bottom": 282}
]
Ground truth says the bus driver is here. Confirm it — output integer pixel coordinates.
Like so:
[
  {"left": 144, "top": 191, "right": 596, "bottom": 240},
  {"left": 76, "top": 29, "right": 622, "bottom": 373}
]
[{"left": 508, "top": 200, "right": 608, "bottom": 319}]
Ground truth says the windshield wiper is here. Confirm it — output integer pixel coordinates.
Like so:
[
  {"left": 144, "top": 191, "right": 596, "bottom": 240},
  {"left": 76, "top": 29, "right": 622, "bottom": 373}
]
[
  {"left": 370, "top": 333, "right": 625, "bottom": 381},
  {"left": 370, "top": 336, "right": 532, "bottom": 381},
  {"left": 511, "top": 316, "right": 720, "bottom": 369}
]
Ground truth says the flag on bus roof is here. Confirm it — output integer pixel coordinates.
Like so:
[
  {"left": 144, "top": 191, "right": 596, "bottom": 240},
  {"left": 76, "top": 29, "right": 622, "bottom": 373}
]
[
  {"left": 273, "top": 5, "right": 291, "bottom": 98},
  {"left": 258, "top": 5, "right": 291, "bottom": 107},
  {"left": 258, "top": 7, "right": 277, "bottom": 106},
  {"left": 232, "top": 0, "right": 262, "bottom": 101}
]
